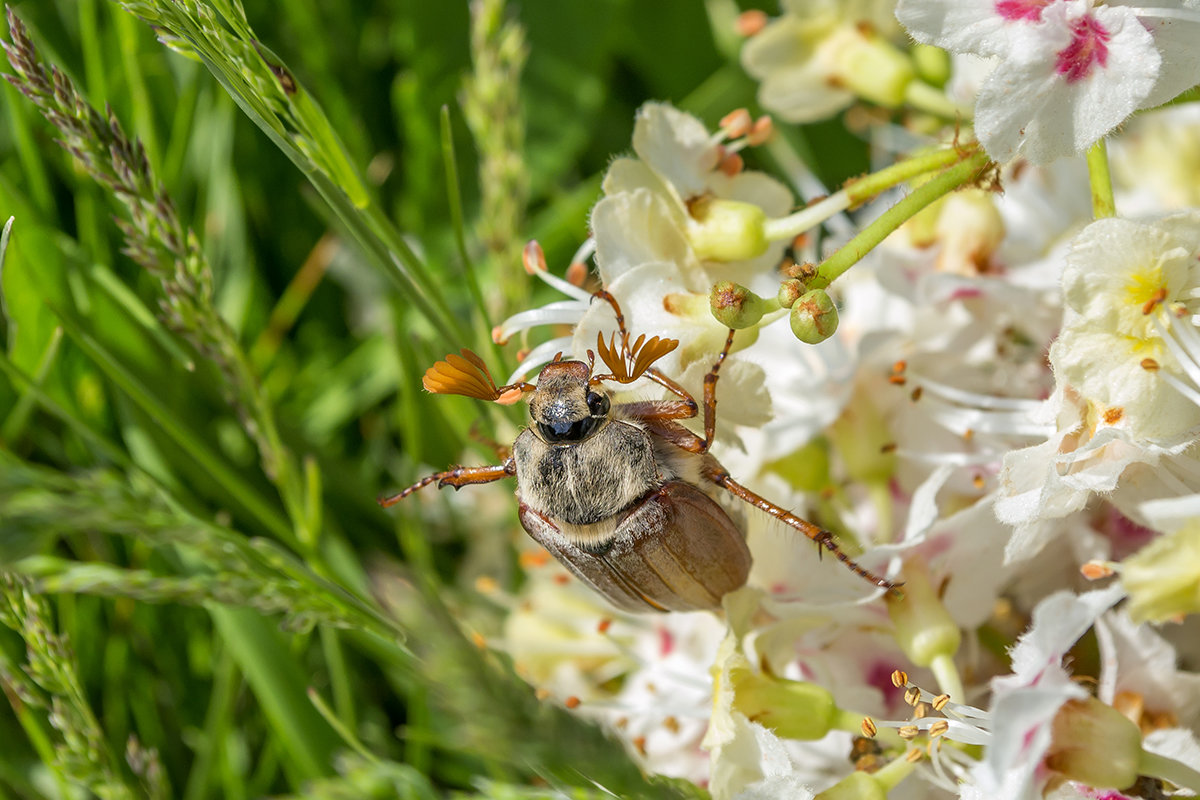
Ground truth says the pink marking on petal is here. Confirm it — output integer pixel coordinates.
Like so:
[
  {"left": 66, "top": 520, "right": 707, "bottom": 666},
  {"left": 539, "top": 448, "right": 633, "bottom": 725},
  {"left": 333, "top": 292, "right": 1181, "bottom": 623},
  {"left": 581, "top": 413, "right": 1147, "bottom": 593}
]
[
  {"left": 1021, "top": 724, "right": 1040, "bottom": 753},
  {"left": 867, "top": 661, "right": 905, "bottom": 710},
  {"left": 658, "top": 627, "right": 674, "bottom": 657},
  {"left": 1056, "top": 13, "right": 1111, "bottom": 83},
  {"left": 995, "top": 0, "right": 1053, "bottom": 22},
  {"left": 948, "top": 287, "right": 985, "bottom": 301},
  {"left": 1103, "top": 505, "right": 1156, "bottom": 560}
]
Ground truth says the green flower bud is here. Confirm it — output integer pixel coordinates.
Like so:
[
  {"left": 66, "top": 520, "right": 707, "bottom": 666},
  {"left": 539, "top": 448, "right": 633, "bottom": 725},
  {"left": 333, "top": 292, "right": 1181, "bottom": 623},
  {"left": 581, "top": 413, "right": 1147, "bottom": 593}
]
[
  {"left": 830, "top": 29, "right": 914, "bottom": 109},
  {"left": 1122, "top": 522, "right": 1200, "bottom": 623},
  {"left": 777, "top": 278, "right": 805, "bottom": 309},
  {"left": 790, "top": 289, "right": 839, "bottom": 343},
  {"left": 687, "top": 197, "right": 768, "bottom": 262},
  {"left": 911, "top": 44, "right": 951, "bottom": 88},
  {"left": 710, "top": 281, "right": 769, "bottom": 329},
  {"left": 1046, "top": 697, "right": 1142, "bottom": 789},
  {"left": 731, "top": 665, "right": 837, "bottom": 740}
]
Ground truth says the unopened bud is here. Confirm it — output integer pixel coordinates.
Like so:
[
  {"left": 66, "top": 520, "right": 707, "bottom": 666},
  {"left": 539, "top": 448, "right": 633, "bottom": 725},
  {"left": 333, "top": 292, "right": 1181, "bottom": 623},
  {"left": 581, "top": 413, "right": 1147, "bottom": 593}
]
[
  {"left": 1046, "top": 697, "right": 1142, "bottom": 789},
  {"left": 789, "top": 289, "right": 839, "bottom": 343},
  {"left": 687, "top": 197, "right": 768, "bottom": 262},
  {"left": 710, "top": 281, "right": 768, "bottom": 329},
  {"left": 911, "top": 44, "right": 951, "bottom": 88},
  {"left": 830, "top": 27, "right": 914, "bottom": 109},
  {"left": 777, "top": 278, "right": 804, "bottom": 309}
]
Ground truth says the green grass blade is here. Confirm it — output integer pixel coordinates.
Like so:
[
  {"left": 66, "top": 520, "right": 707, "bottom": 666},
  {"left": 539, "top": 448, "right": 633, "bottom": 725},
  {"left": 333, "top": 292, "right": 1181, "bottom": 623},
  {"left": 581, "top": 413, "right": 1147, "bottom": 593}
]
[
  {"left": 50, "top": 305, "right": 294, "bottom": 542},
  {"left": 208, "top": 606, "right": 340, "bottom": 783},
  {"left": 439, "top": 104, "right": 488, "bottom": 345}
]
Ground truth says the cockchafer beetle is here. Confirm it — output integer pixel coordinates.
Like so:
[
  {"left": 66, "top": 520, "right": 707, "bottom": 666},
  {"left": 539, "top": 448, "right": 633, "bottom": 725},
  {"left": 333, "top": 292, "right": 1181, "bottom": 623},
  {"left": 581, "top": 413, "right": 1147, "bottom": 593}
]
[{"left": 381, "top": 291, "right": 898, "bottom": 612}]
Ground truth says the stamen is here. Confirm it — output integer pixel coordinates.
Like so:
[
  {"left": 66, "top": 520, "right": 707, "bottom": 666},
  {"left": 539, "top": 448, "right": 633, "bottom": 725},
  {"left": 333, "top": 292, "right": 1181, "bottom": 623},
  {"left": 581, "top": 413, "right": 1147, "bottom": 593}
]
[
  {"left": 736, "top": 9, "right": 768, "bottom": 36},
  {"left": 720, "top": 108, "right": 753, "bottom": 139},
  {"left": 1081, "top": 561, "right": 1116, "bottom": 580},
  {"left": 566, "top": 260, "right": 588, "bottom": 286},
  {"left": 747, "top": 115, "right": 773, "bottom": 146},
  {"left": 532, "top": 263, "right": 593, "bottom": 302},
  {"left": 522, "top": 239, "right": 547, "bottom": 274},
  {"left": 493, "top": 301, "right": 593, "bottom": 345}
]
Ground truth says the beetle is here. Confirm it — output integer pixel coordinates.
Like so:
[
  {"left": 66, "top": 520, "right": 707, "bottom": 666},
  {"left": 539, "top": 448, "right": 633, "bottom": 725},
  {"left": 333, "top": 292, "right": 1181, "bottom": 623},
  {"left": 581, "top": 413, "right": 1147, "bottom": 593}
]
[{"left": 380, "top": 291, "right": 897, "bottom": 612}]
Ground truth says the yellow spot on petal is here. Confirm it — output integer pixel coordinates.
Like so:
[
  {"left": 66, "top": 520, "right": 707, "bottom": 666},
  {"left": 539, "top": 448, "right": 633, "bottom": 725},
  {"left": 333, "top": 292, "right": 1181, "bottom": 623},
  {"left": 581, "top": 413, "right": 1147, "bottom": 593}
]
[{"left": 1124, "top": 263, "right": 1166, "bottom": 311}]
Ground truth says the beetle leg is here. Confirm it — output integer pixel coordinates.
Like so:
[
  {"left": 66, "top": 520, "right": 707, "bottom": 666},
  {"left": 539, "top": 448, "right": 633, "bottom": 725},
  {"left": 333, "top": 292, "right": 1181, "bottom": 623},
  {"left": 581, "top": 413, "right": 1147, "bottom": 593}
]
[
  {"left": 616, "top": 398, "right": 697, "bottom": 423},
  {"left": 703, "top": 463, "right": 901, "bottom": 595},
  {"left": 469, "top": 420, "right": 512, "bottom": 461},
  {"left": 378, "top": 458, "right": 516, "bottom": 508},
  {"left": 592, "top": 289, "right": 631, "bottom": 353},
  {"left": 702, "top": 328, "right": 736, "bottom": 450},
  {"left": 620, "top": 328, "right": 738, "bottom": 440}
]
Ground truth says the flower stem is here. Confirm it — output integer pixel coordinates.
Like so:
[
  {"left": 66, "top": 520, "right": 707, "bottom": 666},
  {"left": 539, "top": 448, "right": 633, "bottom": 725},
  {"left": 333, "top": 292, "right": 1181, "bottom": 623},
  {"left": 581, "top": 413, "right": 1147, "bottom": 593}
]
[
  {"left": 762, "top": 191, "right": 853, "bottom": 243},
  {"left": 872, "top": 749, "right": 920, "bottom": 791},
  {"left": 1140, "top": 748, "right": 1200, "bottom": 795},
  {"left": 930, "top": 653, "right": 966, "bottom": 706},
  {"left": 1086, "top": 138, "right": 1116, "bottom": 219},
  {"left": 846, "top": 144, "right": 977, "bottom": 206},
  {"left": 762, "top": 144, "right": 980, "bottom": 244},
  {"left": 807, "top": 149, "right": 991, "bottom": 290}
]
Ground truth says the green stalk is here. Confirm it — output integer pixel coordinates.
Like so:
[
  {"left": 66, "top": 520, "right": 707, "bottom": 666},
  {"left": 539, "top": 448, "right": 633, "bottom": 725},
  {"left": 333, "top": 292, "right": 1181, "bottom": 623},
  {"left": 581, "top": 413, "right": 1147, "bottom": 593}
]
[
  {"left": 440, "top": 105, "right": 490, "bottom": 350},
  {"left": 1140, "top": 748, "right": 1200, "bottom": 795},
  {"left": 807, "top": 149, "right": 991, "bottom": 290},
  {"left": 115, "top": 10, "right": 160, "bottom": 168},
  {"left": 78, "top": 0, "right": 108, "bottom": 104},
  {"left": 0, "top": 349, "right": 133, "bottom": 467},
  {"left": 306, "top": 685, "right": 377, "bottom": 764},
  {"left": 1, "top": 83, "right": 53, "bottom": 214},
  {"left": 0, "top": 326, "right": 61, "bottom": 443},
  {"left": 1086, "top": 138, "right": 1116, "bottom": 219},
  {"left": 845, "top": 144, "right": 978, "bottom": 206},
  {"left": 318, "top": 626, "right": 355, "bottom": 734},
  {"left": 762, "top": 144, "right": 981, "bottom": 244},
  {"left": 182, "top": 649, "right": 238, "bottom": 800},
  {"left": 209, "top": 607, "right": 340, "bottom": 783}
]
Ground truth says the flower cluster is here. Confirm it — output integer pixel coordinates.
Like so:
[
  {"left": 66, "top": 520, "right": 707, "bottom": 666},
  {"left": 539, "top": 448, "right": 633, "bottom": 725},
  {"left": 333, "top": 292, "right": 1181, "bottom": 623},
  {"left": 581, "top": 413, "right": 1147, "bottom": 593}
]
[{"left": 489, "top": 2, "right": 1200, "bottom": 798}]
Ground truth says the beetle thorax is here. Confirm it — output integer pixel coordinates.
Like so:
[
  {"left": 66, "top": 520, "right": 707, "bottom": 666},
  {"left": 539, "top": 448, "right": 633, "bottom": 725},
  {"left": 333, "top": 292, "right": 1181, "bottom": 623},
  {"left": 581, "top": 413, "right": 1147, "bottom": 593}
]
[
  {"left": 513, "top": 423, "right": 658, "bottom": 535},
  {"left": 512, "top": 361, "right": 660, "bottom": 544}
]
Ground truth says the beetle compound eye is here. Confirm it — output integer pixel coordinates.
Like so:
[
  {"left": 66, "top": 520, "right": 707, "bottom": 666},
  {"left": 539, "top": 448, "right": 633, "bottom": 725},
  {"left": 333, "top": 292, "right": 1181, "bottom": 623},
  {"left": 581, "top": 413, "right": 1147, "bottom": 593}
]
[
  {"left": 538, "top": 417, "right": 597, "bottom": 443},
  {"left": 587, "top": 391, "right": 610, "bottom": 418}
]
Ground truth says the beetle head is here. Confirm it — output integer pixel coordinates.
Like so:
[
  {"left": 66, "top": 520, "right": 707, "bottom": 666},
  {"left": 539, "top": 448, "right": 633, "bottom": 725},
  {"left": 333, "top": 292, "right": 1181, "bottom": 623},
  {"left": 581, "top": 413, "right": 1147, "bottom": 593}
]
[{"left": 528, "top": 360, "right": 611, "bottom": 444}]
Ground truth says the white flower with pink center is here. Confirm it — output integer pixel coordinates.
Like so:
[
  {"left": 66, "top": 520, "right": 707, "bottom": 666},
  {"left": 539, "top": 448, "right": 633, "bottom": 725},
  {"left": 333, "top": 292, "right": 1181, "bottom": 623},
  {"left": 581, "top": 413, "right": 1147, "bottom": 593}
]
[{"left": 895, "top": 0, "right": 1200, "bottom": 163}]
